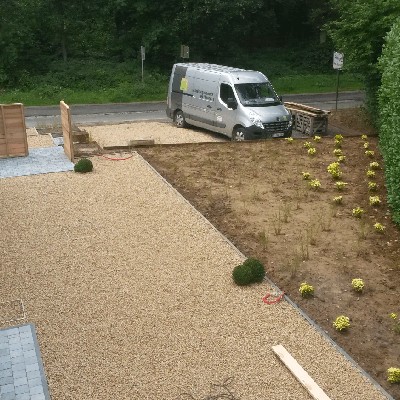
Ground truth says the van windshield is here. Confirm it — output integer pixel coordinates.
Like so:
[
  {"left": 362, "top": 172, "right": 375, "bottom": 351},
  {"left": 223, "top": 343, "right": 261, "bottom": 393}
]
[{"left": 234, "top": 82, "right": 280, "bottom": 107}]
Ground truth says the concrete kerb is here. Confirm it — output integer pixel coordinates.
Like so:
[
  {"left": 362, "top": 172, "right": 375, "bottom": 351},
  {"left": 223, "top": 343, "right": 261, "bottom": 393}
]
[{"left": 136, "top": 151, "right": 395, "bottom": 400}]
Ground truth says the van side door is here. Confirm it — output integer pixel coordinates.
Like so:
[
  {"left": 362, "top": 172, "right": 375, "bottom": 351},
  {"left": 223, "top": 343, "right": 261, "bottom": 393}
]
[{"left": 216, "top": 82, "right": 238, "bottom": 135}]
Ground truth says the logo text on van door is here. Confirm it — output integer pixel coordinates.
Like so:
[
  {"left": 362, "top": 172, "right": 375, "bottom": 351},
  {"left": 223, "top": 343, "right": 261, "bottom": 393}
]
[{"left": 193, "top": 88, "right": 214, "bottom": 102}]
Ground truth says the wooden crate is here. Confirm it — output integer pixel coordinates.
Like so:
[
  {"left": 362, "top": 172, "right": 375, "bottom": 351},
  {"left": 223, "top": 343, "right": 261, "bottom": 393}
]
[
  {"left": 0, "top": 103, "right": 28, "bottom": 158},
  {"left": 284, "top": 102, "right": 329, "bottom": 136}
]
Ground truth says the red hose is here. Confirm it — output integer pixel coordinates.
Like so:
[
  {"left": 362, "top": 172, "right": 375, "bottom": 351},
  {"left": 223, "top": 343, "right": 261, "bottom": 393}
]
[{"left": 262, "top": 291, "right": 285, "bottom": 304}]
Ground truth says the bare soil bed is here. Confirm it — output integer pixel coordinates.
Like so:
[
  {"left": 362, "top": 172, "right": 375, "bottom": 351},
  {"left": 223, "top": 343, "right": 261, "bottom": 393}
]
[{"left": 137, "top": 109, "right": 400, "bottom": 399}]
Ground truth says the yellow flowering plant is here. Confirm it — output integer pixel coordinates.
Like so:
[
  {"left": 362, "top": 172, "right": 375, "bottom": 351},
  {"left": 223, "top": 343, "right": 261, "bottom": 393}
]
[
  {"left": 285, "top": 137, "right": 294, "bottom": 143},
  {"left": 373, "top": 222, "right": 385, "bottom": 233},
  {"left": 333, "top": 315, "right": 350, "bottom": 331},
  {"left": 389, "top": 313, "right": 400, "bottom": 334},
  {"left": 351, "top": 278, "right": 364, "bottom": 292},
  {"left": 387, "top": 367, "right": 400, "bottom": 383},
  {"left": 366, "top": 170, "right": 375, "bottom": 178},
  {"left": 333, "top": 148, "right": 343, "bottom": 156},
  {"left": 352, "top": 207, "right": 364, "bottom": 218},
  {"left": 369, "top": 196, "right": 381, "bottom": 206},
  {"left": 299, "top": 282, "right": 314, "bottom": 297},
  {"left": 309, "top": 179, "right": 321, "bottom": 189},
  {"left": 365, "top": 150, "right": 375, "bottom": 157},
  {"left": 308, "top": 147, "right": 316, "bottom": 156},
  {"left": 361, "top": 134, "right": 368, "bottom": 140},
  {"left": 335, "top": 181, "right": 348, "bottom": 191},
  {"left": 303, "top": 141, "right": 313, "bottom": 149},
  {"left": 368, "top": 181, "right": 378, "bottom": 191},
  {"left": 313, "top": 135, "right": 321, "bottom": 142},
  {"left": 302, "top": 172, "right": 311, "bottom": 180},
  {"left": 333, "top": 196, "right": 343, "bottom": 204},
  {"left": 363, "top": 142, "right": 369, "bottom": 149},
  {"left": 369, "top": 161, "right": 379, "bottom": 169},
  {"left": 327, "top": 162, "right": 342, "bottom": 179},
  {"left": 337, "top": 155, "right": 346, "bottom": 163}
]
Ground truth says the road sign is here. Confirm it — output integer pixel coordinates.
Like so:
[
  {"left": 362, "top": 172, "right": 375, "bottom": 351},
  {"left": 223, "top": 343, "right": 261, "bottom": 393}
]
[
  {"left": 180, "top": 45, "right": 189, "bottom": 59},
  {"left": 333, "top": 52, "right": 344, "bottom": 70}
]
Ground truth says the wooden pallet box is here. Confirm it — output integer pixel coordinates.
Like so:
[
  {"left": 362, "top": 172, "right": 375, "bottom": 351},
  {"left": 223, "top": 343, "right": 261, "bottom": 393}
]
[{"left": 0, "top": 103, "right": 28, "bottom": 158}]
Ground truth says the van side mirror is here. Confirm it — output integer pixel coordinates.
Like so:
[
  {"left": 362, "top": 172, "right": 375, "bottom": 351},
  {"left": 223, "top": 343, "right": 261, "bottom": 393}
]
[
  {"left": 227, "top": 98, "right": 237, "bottom": 110},
  {"left": 279, "top": 96, "right": 283, "bottom": 103}
]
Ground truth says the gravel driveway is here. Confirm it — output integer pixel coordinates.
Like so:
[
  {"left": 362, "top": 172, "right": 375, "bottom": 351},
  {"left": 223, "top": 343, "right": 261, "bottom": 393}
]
[{"left": 0, "top": 152, "right": 389, "bottom": 399}]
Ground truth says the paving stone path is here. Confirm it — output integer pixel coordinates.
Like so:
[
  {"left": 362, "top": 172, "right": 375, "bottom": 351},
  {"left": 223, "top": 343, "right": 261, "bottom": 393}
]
[{"left": 0, "top": 324, "right": 50, "bottom": 400}]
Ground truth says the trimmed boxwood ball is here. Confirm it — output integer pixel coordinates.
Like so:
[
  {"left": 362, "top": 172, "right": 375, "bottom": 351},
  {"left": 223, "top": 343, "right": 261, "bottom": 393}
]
[
  {"left": 74, "top": 158, "right": 93, "bottom": 173},
  {"left": 243, "top": 258, "right": 265, "bottom": 282},
  {"left": 232, "top": 258, "right": 265, "bottom": 286},
  {"left": 232, "top": 263, "right": 254, "bottom": 286}
]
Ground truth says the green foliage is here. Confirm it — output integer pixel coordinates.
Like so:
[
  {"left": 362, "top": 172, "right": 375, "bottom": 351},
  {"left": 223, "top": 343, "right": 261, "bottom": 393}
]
[
  {"left": 232, "top": 258, "right": 265, "bottom": 286},
  {"left": 242, "top": 258, "right": 265, "bottom": 283},
  {"left": 378, "top": 18, "right": 400, "bottom": 225},
  {"left": 327, "top": 0, "right": 400, "bottom": 118},
  {"left": 74, "top": 158, "right": 93, "bottom": 173},
  {"left": 387, "top": 367, "right": 400, "bottom": 383},
  {"left": 232, "top": 263, "right": 254, "bottom": 286}
]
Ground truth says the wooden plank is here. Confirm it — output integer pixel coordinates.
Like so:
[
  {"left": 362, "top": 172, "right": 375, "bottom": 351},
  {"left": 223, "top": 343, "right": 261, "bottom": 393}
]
[
  {"left": 60, "top": 101, "right": 74, "bottom": 162},
  {"left": 272, "top": 345, "right": 331, "bottom": 400}
]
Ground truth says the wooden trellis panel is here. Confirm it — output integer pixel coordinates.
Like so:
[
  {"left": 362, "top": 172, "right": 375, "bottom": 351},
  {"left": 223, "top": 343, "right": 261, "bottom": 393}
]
[
  {"left": 0, "top": 103, "right": 28, "bottom": 158},
  {"left": 60, "top": 101, "right": 74, "bottom": 162}
]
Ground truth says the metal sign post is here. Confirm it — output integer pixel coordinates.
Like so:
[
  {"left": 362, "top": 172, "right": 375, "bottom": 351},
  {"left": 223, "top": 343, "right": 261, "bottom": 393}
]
[
  {"left": 333, "top": 52, "right": 344, "bottom": 111},
  {"left": 141, "top": 46, "right": 145, "bottom": 82}
]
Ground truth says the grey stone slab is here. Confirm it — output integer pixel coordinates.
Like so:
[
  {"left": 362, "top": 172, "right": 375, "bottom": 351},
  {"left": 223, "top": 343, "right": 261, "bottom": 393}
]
[
  {"left": 18, "top": 332, "right": 32, "bottom": 341},
  {"left": 14, "top": 384, "right": 29, "bottom": 395},
  {"left": 21, "top": 344, "right": 34, "bottom": 353},
  {"left": 22, "top": 350, "right": 35, "bottom": 360},
  {"left": 1, "top": 392, "right": 17, "bottom": 400},
  {"left": 13, "top": 376, "right": 28, "bottom": 387},
  {"left": 29, "top": 385, "right": 43, "bottom": 395},
  {"left": 22, "top": 357, "right": 37, "bottom": 366},
  {"left": 10, "top": 356, "right": 25, "bottom": 366},
  {"left": 31, "top": 394, "right": 46, "bottom": 400},
  {"left": 0, "top": 361, "right": 11, "bottom": 371},
  {"left": 12, "top": 370, "right": 27, "bottom": 379},
  {"left": 9, "top": 350, "right": 24, "bottom": 359},
  {"left": 0, "top": 338, "right": 9, "bottom": 345},
  {"left": 0, "top": 355, "right": 11, "bottom": 364},
  {"left": 0, "top": 383, "right": 15, "bottom": 393},
  {"left": 15, "top": 393, "right": 30, "bottom": 400},
  {"left": 17, "top": 327, "right": 30, "bottom": 334},
  {"left": 26, "top": 370, "right": 40, "bottom": 380},
  {"left": 25, "top": 364, "right": 39, "bottom": 373},
  {"left": 8, "top": 343, "right": 22, "bottom": 351},
  {"left": 11, "top": 363, "right": 26, "bottom": 373},
  {"left": 0, "top": 348, "right": 10, "bottom": 356},
  {"left": 27, "top": 377, "right": 41, "bottom": 388},
  {"left": 5, "top": 329, "right": 19, "bottom": 337},
  {"left": 0, "top": 369, "right": 12, "bottom": 379},
  {"left": 0, "top": 376, "right": 14, "bottom": 385},
  {"left": 0, "top": 147, "right": 74, "bottom": 179}
]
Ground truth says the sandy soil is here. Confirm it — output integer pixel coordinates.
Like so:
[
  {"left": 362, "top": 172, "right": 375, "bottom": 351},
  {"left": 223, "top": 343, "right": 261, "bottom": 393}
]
[{"left": 0, "top": 153, "right": 389, "bottom": 400}]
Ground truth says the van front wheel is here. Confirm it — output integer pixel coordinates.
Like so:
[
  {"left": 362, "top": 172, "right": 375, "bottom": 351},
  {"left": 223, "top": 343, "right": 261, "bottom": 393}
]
[
  {"left": 232, "top": 127, "right": 248, "bottom": 141},
  {"left": 174, "top": 110, "right": 187, "bottom": 128}
]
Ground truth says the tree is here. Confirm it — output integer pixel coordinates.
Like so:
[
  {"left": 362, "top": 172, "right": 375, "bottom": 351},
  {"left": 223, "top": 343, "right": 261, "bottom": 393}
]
[{"left": 327, "top": 0, "right": 400, "bottom": 116}]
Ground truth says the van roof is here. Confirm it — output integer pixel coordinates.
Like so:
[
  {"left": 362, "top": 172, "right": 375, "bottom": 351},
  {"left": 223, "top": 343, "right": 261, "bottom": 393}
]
[{"left": 174, "top": 63, "right": 268, "bottom": 83}]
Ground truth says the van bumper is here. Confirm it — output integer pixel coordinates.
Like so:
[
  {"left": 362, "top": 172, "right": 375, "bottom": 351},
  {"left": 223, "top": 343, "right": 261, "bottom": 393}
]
[{"left": 246, "top": 125, "right": 292, "bottom": 139}]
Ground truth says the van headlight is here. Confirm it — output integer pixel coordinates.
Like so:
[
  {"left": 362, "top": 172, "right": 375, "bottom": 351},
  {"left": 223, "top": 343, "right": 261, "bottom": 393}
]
[{"left": 249, "top": 116, "right": 264, "bottom": 129}]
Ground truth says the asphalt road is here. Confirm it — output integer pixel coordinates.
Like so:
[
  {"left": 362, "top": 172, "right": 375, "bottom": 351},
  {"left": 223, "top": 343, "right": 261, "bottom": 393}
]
[{"left": 25, "top": 91, "right": 365, "bottom": 128}]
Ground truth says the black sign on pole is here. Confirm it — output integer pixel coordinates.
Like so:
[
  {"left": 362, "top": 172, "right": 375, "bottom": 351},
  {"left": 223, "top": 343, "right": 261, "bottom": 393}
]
[{"left": 180, "top": 45, "right": 189, "bottom": 61}]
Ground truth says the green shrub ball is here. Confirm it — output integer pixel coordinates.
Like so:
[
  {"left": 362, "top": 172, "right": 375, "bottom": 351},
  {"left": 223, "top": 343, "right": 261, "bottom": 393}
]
[
  {"left": 232, "top": 264, "right": 254, "bottom": 286},
  {"left": 74, "top": 158, "right": 93, "bottom": 173},
  {"left": 232, "top": 258, "right": 265, "bottom": 286},
  {"left": 243, "top": 258, "right": 265, "bottom": 282}
]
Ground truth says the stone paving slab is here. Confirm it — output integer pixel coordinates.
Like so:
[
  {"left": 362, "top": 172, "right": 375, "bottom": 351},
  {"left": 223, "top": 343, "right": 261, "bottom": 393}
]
[
  {"left": 0, "top": 324, "right": 50, "bottom": 400},
  {"left": 0, "top": 147, "right": 74, "bottom": 179}
]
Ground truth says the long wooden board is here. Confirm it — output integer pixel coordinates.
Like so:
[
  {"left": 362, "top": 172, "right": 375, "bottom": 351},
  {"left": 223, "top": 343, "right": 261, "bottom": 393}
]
[
  {"left": 60, "top": 101, "right": 74, "bottom": 162},
  {"left": 0, "top": 103, "right": 28, "bottom": 158},
  {"left": 272, "top": 345, "right": 331, "bottom": 400}
]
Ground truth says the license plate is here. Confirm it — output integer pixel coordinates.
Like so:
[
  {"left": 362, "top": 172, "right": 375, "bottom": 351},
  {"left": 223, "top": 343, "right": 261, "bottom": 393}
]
[{"left": 272, "top": 132, "right": 284, "bottom": 138}]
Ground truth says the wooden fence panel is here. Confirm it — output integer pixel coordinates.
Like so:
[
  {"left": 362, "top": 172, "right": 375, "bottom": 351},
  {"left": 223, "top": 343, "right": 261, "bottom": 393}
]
[
  {"left": 60, "top": 101, "right": 74, "bottom": 162},
  {"left": 0, "top": 103, "right": 28, "bottom": 158}
]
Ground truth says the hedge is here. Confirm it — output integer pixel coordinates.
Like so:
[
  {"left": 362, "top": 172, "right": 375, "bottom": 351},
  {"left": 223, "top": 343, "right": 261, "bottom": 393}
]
[{"left": 378, "top": 18, "right": 400, "bottom": 225}]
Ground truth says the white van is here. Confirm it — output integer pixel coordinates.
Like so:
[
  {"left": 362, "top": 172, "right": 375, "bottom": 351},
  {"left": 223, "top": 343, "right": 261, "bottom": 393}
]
[{"left": 166, "top": 63, "right": 293, "bottom": 140}]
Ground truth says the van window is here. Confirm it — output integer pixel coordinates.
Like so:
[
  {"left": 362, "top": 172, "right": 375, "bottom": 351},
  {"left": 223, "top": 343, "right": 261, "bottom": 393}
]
[
  {"left": 235, "top": 82, "right": 280, "bottom": 107},
  {"left": 220, "top": 83, "right": 235, "bottom": 106}
]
